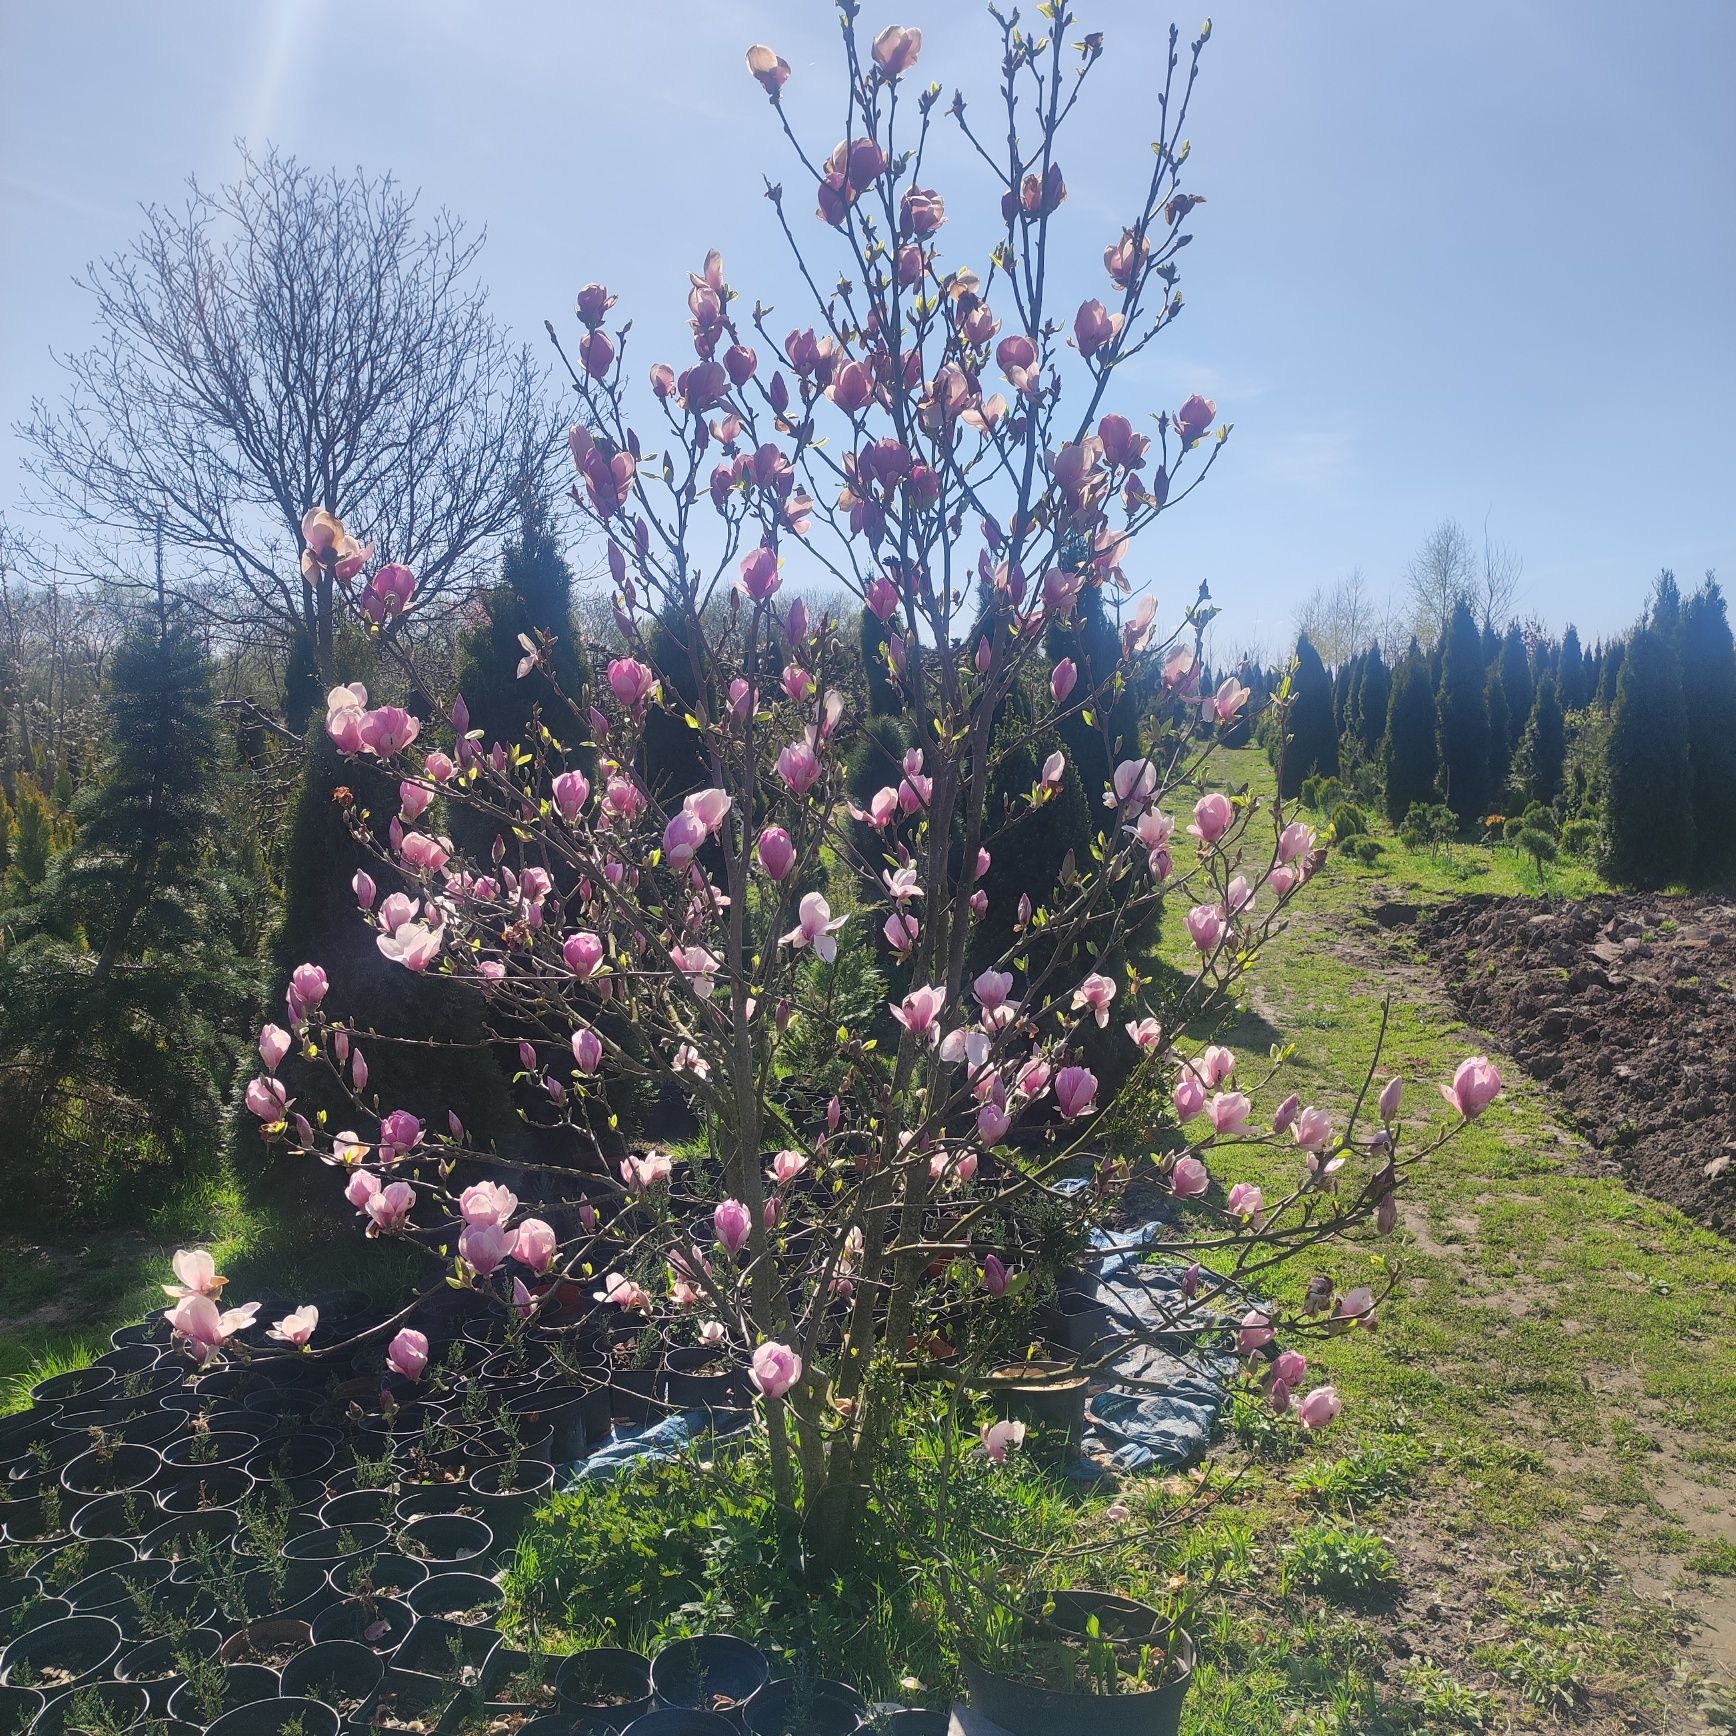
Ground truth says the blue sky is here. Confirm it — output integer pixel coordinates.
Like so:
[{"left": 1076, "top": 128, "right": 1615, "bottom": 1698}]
[{"left": 2, "top": 1, "right": 1732, "bottom": 653}]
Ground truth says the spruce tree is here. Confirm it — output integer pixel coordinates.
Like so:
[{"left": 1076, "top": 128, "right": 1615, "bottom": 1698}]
[
  {"left": 1601, "top": 624, "right": 1693, "bottom": 887},
  {"left": 1680, "top": 577, "right": 1736, "bottom": 879},
  {"left": 1279, "top": 632, "right": 1338, "bottom": 799},
  {"left": 449, "top": 497, "right": 592, "bottom": 860},
  {"left": 859, "top": 606, "right": 901, "bottom": 718},
  {"left": 0, "top": 620, "right": 249, "bottom": 1217},
  {"left": 1045, "top": 584, "right": 1143, "bottom": 839},
  {"left": 1499, "top": 625, "right": 1532, "bottom": 752},
  {"left": 1596, "top": 635, "right": 1625, "bottom": 709},
  {"left": 1381, "top": 642, "right": 1438, "bottom": 824},
  {"left": 1435, "top": 600, "right": 1492, "bottom": 822},
  {"left": 1516, "top": 673, "right": 1566, "bottom": 809},
  {"left": 1485, "top": 663, "right": 1511, "bottom": 804},
  {"left": 1357, "top": 646, "right": 1390, "bottom": 755},
  {"left": 1558, "top": 625, "right": 1588, "bottom": 710}
]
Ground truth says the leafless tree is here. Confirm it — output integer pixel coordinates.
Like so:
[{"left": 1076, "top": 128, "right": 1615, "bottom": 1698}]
[
  {"left": 1294, "top": 566, "right": 1378, "bottom": 666},
  {"left": 1405, "top": 517, "right": 1475, "bottom": 648},
  {"left": 21, "top": 145, "right": 560, "bottom": 694},
  {"left": 1475, "top": 519, "right": 1523, "bottom": 634}
]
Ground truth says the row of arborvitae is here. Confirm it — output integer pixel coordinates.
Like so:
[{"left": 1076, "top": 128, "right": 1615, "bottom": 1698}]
[{"left": 1256, "top": 569, "right": 1736, "bottom": 888}]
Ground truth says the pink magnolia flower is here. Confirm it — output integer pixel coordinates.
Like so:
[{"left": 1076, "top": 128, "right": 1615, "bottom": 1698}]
[
  {"left": 1378, "top": 1076, "right": 1404, "bottom": 1121},
  {"left": 1293, "top": 1106, "right": 1333, "bottom": 1151},
  {"left": 782, "top": 891, "right": 847, "bottom": 963},
  {"left": 714, "top": 1198, "right": 752, "bottom": 1256},
  {"left": 1073, "top": 298, "right": 1125, "bottom": 358},
  {"left": 387, "top": 1328, "right": 429, "bottom": 1380},
  {"left": 379, "top": 1109, "right": 423, "bottom": 1162},
  {"left": 776, "top": 739, "right": 822, "bottom": 794},
  {"left": 607, "top": 658, "right": 657, "bottom": 711},
  {"left": 352, "top": 870, "right": 377, "bottom": 910},
  {"left": 325, "top": 683, "right": 369, "bottom": 754},
  {"left": 883, "top": 910, "right": 920, "bottom": 953},
  {"left": 1213, "top": 677, "right": 1252, "bottom": 722},
  {"left": 344, "top": 1168, "right": 380, "bottom": 1210},
  {"left": 377, "top": 922, "right": 441, "bottom": 973},
  {"left": 459, "top": 1181, "right": 517, "bottom": 1228},
  {"left": 1040, "top": 751, "right": 1066, "bottom": 793},
  {"left": 746, "top": 43, "right": 791, "bottom": 95},
  {"left": 1442, "top": 1056, "right": 1503, "bottom": 1119},
  {"left": 564, "top": 932, "right": 606, "bottom": 978},
  {"left": 1272, "top": 1091, "right": 1301, "bottom": 1134},
  {"left": 1171, "top": 1156, "right": 1210, "bottom": 1198},
  {"left": 1237, "top": 1309, "right": 1274, "bottom": 1355},
  {"left": 872, "top": 22, "right": 922, "bottom": 75},
  {"left": 1172, "top": 1070, "right": 1207, "bottom": 1120},
  {"left": 620, "top": 1151, "right": 673, "bottom": 1193},
  {"left": 1199, "top": 1045, "right": 1237, "bottom": 1086},
  {"left": 1336, "top": 1286, "right": 1377, "bottom": 1327},
  {"left": 594, "top": 1271, "right": 650, "bottom": 1310},
  {"left": 365, "top": 1181, "right": 415, "bottom": 1235},
  {"left": 245, "top": 1075, "right": 288, "bottom": 1122},
  {"left": 750, "top": 1340, "right": 803, "bottom": 1399},
  {"left": 459, "top": 1221, "right": 514, "bottom": 1277},
  {"left": 768, "top": 1150, "right": 809, "bottom": 1186},
  {"left": 163, "top": 1248, "right": 226, "bottom": 1300},
  {"left": 258, "top": 1024, "right": 291, "bottom": 1072},
  {"left": 1189, "top": 791, "right": 1234, "bottom": 846},
  {"left": 978, "top": 1101, "right": 1011, "bottom": 1144},
  {"left": 1072, "top": 972, "right": 1117, "bottom": 1028},
  {"left": 552, "top": 770, "right": 591, "bottom": 820},
  {"left": 1226, "top": 1181, "right": 1265, "bottom": 1220},
  {"left": 671, "top": 944, "right": 720, "bottom": 998},
  {"left": 737, "top": 544, "right": 781, "bottom": 601},
  {"left": 1185, "top": 904, "right": 1227, "bottom": 952},
  {"left": 1108, "top": 758, "right": 1158, "bottom": 813},
  {"left": 1051, "top": 658, "right": 1078, "bottom": 703},
  {"left": 662, "top": 809, "right": 707, "bottom": 867},
  {"left": 1278, "top": 821, "right": 1316, "bottom": 864},
  {"left": 399, "top": 781, "right": 432, "bottom": 822},
  {"left": 288, "top": 963, "right": 328, "bottom": 1014},
  {"left": 866, "top": 575, "right": 899, "bottom": 621},
  {"left": 975, "top": 969, "right": 1014, "bottom": 1012},
  {"left": 572, "top": 1026, "right": 604, "bottom": 1074},
  {"left": 1055, "top": 1066, "right": 1099, "bottom": 1120},
  {"left": 513, "top": 1218, "right": 557, "bottom": 1274},
  {"left": 359, "top": 707, "right": 419, "bottom": 758},
  {"left": 268, "top": 1305, "right": 319, "bottom": 1347},
  {"left": 1175, "top": 394, "right": 1217, "bottom": 444},
  {"left": 978, "top": 1419, "right": 1026, "bottom": 1464},
  {"left": 1210, "top": 1092, "right": 1251, "bottom": 1135},
  {"left": 167, "top": 1294, "right": 260, "bottom": 1363},
  {"left": 891, "top": 983, "right": 947, "bottom": 1043},
  {"left": 982, "top": 1254, "right": 1010, "bottom": 1297},
  {"left": 1126, "top": 1016, "right": 1163, "bottom": 1051},
  {"left": 1298, "top": 1385, "right": 1342, "bottom": 1430}
]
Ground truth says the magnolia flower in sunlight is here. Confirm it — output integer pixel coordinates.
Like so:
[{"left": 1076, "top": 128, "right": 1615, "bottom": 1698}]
[
  {"left": 594, "top": 1272, "right": 651, "bottom": 1310},
  {"left": 300, "top": 508, "right": 372, "bottom": 585},
  {"left": 1298, "top": 1385, "right": 1342, "bottom": 1430},
  {"left": 620, "top": 1151, "right": 673, "bottom": 1194},
  {"left": 978, "top": 1419, "right": 1026, "bottom": 1464},
  {"left": 167, "top": 1293, "right": 260, "bottom": 1364},
  {"left": 268, "top": 1305, "right": 318, "bottom": 1348},
  {"left": 782, "top": 892, "right": 847, "bottom": 963},
  {"left": 162, "top": 1248, "right": 227, "bottom": 1301},
  {"left": 750, "top": 1340, "right": 803, "bottom": 1399},
  {"left": 1442, "top": 1056, "right": 1503, "bottom": 1119},
  {"left": 387, "top": 1328, "right": 428, "bottom": 1380}
]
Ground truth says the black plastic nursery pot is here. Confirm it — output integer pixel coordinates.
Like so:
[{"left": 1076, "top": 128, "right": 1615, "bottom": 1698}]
[
  {"left": 140, "top": 1509, "right": 241, "bottom": 1563},
  {"left": 329, "top": 1552, "right": 428, "bottom": 1602},
  {"left": 68, "top": 1496, "right": 148, "bottom": 1544},
  {"left": 0, "top": 1497, "right": 72, "bottom": 1549},
  {"left": 657, "top": 1349, "right": 739, "bottom": 1413},
  {"left": 205, "top": 1695, "right": 340, "bottom": 1736},
  {"left": 63, "top": 1560, "right": 174, "bottom": 1636},
  {"left": 487, "top": 1646, "right": 562, "bottom": 1715},
  {"left": 741, "top": 1677, "right": 867, "bottom": 1736},
  {"left": 503, "top": 1387, "right": 588, "bottom": 1462},
  {"left": 618, "top": 1710, "right": 739, "bottom": 1735},
  {"left": 233, "top": 1560, "right": 338, "bottom": 1626},
  {"left": 868, "top": 1712, "right": 949, "bottom": 1734},
  {"left": 318, "top": 1489, "right": 397, "bottom": 1530},
  {"left": 405, "top": 1575, "right": 503, "bottom": 1627},
  {"left": 216, "top": 1618, "right": 315, "bottom": 1671},
  {"left": 29, "top": 1369, "right": 115, "bottom": 1409},
  {"left": 389, "top": 1616, "right": 501, "bottom": 1694},
  {"left": 463, "top": 1463, "right": 555, "bottom": 1538},
  {"left": 397, "top": 1515, "right": 492, "bottom": 1568},
  {"left": 0, "top": 1613, "right": 123, "bottom": 1693},
  {"left": 0, "top": 1602, "right": 69, "bottom": 1647},
  {"left": 555, "top": 1647, "right": 653, "bottom": 1733},
  {"left": 961, "top": 1630, "right": 1195, "bottom": 1736},
  {"left": 648, "top": 1636, "right": 770, "bottom": 1719},
  {"left": 117, "top": 1625, "right": 221, "bottom": 1713},
  {"left": 32, "top": 1537, "right": 137, "bottom": 1593},
  {"left": 283, "top": 1520, "right": 391, "bottom": 1566},
  {"left": 309, "top": 1594, "right": 415, "bottom": 1654},
  {"left": 164, "top": 1661, "right": 280, "bottom": 1727},
  {"left": 26, "top": 1677, "right": 149, "bottom": 1736},
  {"left": 155, "top": 1468, "right": 256, "bottom": 1515},
  {"left": 159, "top": 1433, "right": 261, "bottom": 1474},
  {"left": 279, "top": 1638, "right": 386, "bottom": 1720},
  {"left": 0, "top": 1685, "right": 42, "bottom": 1736},
  {"left": 362, "top": 1681, "right": 454, "bottom": 1736}
]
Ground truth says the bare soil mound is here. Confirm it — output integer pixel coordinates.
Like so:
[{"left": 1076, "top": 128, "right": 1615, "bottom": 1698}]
[{"left": 1412, "top": 892, "right": 1736, "bottom": 1237}]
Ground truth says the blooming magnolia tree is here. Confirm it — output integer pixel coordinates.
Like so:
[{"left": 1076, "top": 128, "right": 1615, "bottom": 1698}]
[{"left": 217, "top": 5, "right": 1504, "bottom": 1575}]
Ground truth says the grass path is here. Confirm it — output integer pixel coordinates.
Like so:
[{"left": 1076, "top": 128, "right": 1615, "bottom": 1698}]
[{"left": 1170, "top": 747, "right": 1736, "bottom": 1734}]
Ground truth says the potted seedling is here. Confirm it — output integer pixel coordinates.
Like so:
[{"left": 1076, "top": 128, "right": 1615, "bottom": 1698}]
[
  {"left": 647, "top": 1637, "right": 770, "bottom": 1721},
  {"left": 280, "top": 1638, "right": 386, "bottom": 1721},
  {"left": 554, "top": 1648, "right": 653, "bottom": 1733}
]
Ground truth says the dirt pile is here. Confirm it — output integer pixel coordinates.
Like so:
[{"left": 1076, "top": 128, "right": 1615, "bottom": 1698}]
[{"left": 1412, "top": 893, "right": 1736, "bottom": 1236}]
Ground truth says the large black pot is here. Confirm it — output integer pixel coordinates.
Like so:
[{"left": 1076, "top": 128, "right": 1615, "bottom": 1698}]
[
  {"left": 0, "top": 1613, "right": 123, "bottom": 1692},
  {"left": 404, "top": 1574, "right": 502, "bottom": 1627},
  {"left": 31, "top": 1537, "right": 136, "bottom": 1596},
  {"left": 29, "top": 1369, "right": 115, "bottom": 1409},
  {"left": 233, "top": 1560, "right": 337, "bottom": 1626},
  {"left": 557, "top": 1647, "right": 654, "bottom": 1734},
  {"left": 206, "top": 1696, "right": 339, "bottom": 1736},
  {"left": 309, "top": 1595, "right": 414, "bottom": 1654},
  {"left": 159, "top": 1433, "right": 260, "bottom": 1475},
  {"left": 619, "top": 1711, "right": 739, "bottom": 1735},
  {"left": 279, "top": 1638, "right": 385, "bottom": 1721},
  {"left": 503, "top": 1386, "right": 588, "bottom": 1461},
  {"left": 26, "top": 1678, "right": 149, "bottom": 1736},
  {"left": 164, "top": 1662, "right": 279, "bottom": 1728},
  {"left": 327, "top": 1552, "right": 427, "bottom": 1603},
  {"left": 282, "top": 1520, "right": 390, "bottom": 1566},
  {"left": 216, "top": 1618, "right": 315, "bottom": 1671},
  {"left": 0, "top": 1497, "right": 71, "bottom": 1549},
  {"left": 464, "top": 1461, "right": 555, "bottom": 1539},
  {"left": 649, "top": 1636, "right": 770, "bottom": 1719},
  {"left": 0, "top": 1603, "right": 68, "bottom": 1648},
  {"left": 397, "top": 1514, "right": 491, "bottom": 1568},
  {"left": 117, "top": 1625, "right": 220, "bottom": 1713},
  {"left": 63, "top": 1560, "right": 174, "bottom": 1636},
  {"left": 742, "top": 1677, "right": 866, "bottom": 1735},
  {"left": 388, "top": 1616, "right": 500, "bottom": 1693},
  {"left": 962, "top": 1629, "right": 1194, "bottom": 1736},
  {"left": 0, "top": 1685, "right": 42, "bottom": 1736},
  {"left": 154, "top": 1467, "right": 255, "bottom": 1515},
  {"left": 317, "top": 1489, "right": 395, "bottom": 1530},
  {"left": 658, "top": 1349, "right": 739, "bottom": 1413},
  {"left": 139, "top": 1509, "right": 241, "bottom": 1564}
]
